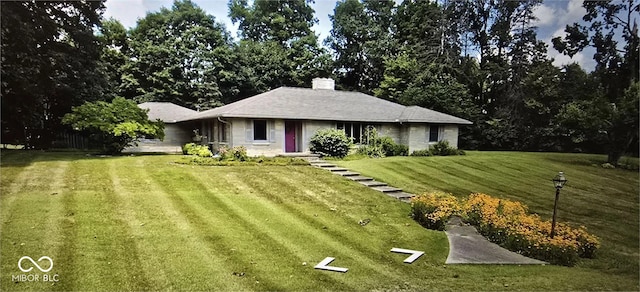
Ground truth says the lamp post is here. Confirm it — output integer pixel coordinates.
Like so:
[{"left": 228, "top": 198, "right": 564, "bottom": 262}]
[{"left": 550, "top": 172, "right": 568, "bottom": 238}]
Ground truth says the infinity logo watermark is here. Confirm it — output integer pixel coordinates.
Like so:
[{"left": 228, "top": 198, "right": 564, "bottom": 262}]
[
  {"left": 18, "top": 256, "right": 53, "bottom": 273},
  {"left": 12, "top": 256, "right": 59, "bottom": 283}
]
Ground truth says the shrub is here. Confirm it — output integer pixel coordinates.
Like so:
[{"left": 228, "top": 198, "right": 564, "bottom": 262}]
[
  {"left": 428, "top": 140, "right": 465, "bottom": 156},
  {"left": 410, "top": 192, "right": 461, "bottom": 231},
  {"left": 309, "top": 129, "right": 352, "bottom": 158},
  {"left": 231, "top": 146, "right": 248, "bottom": 161},
  {"left": 410, "top": 149, "right": 432, "bottom": 156},
  {"left": 379, "top": 136, "right": 409, "bottom": 156},
  {"left": 358, "top": 127, "right": 408, "bottom": 158},
  {"left": 183, "top": 143, "right": 212, "bottom": 157},
  {"left": 182, "top": 143, "right": 197, "bottom": 155},
  {"left": 356, "top": 145, "right": 385, "bottom": 158},
  {"left": 217, "top": 145, "right": 248, "bottom": 161}
]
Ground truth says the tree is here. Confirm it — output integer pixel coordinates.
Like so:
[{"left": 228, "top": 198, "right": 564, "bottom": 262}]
[
  {"left": 62, "top": 97, "right": 164, "bottom": 154},
  {"left": 325, "top": 0, "right": 395, "bottom": 92},
  {"left": 97, "top": 18, "right": 130, "bottom": 100},
  {"left": 229, "top": 0, "right": 316, "bottom": 45},
  {"left": 553, "top": 0, "right": 639, "bottom": 165},
  {"left": 123, "top": 0, "right": 234, "bottom": 110},
  {"left": 326, "top": 0, "right": 369, "bottom": 90},
  {"left": 1, "top": 1, "right": 107, "bottom": 148},
  {"left": 229, "top": 0, "right": 332, "bottom": 89}
]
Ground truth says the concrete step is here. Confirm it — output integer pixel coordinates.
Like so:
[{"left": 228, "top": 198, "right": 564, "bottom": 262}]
[
  {"left": 314, "top": 163, "right": 337, "bottom": 168},
  {"left": 371, "top": 186, "right": 403, "bottom": 193},
  {"left": 385, "top": 191, "right": 414, "bottom": 200},
  {"left": 327, "top": 167, "right": 349, "bottom": 172},
  {"left": 359, "top": 180, "right": 388, "bottom": 187},
  {"left": 309, "top": 160, "right": 328, "bottom": 164},
  {"left": 346, "top": 175, "right": 374, "bottom": 181},
  {"left": 334, "top": 171, "right": 360, "bottom": 176}
]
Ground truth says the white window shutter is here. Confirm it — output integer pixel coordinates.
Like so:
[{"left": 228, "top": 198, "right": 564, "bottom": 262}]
[
  {"left": 439, "top": 125, "right": 444, "bottom": 141},
  {"left": 245, "top": 120, "right": 252, "bottom": 142},
  {"left": 269, "top": 120, "right": 276, "bottom": 143}
]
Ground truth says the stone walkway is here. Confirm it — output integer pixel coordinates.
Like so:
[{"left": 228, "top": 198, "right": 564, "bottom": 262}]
[
  {"left": 303, "top": 156, "right": 547, "bottom": 266},
  {"left": 444, "top": 217, "right": 547, "bottom": 265}
]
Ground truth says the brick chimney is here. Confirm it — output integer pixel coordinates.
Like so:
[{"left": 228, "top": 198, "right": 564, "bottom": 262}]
[{"left": 312, "top": 78, "right": 335, "bottom": 90}]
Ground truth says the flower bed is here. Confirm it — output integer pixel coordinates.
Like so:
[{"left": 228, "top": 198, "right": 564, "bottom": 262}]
[{"left": 410, "top": 192, "right": 600, "bottom": 266}]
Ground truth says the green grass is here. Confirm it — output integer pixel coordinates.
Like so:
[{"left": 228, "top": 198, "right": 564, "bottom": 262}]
[
  {"left": 336, "top": 151, "right": 639, "bottom": 286},
  {"left": 1, "top": 151, "right": 638, "bottom": 291}
]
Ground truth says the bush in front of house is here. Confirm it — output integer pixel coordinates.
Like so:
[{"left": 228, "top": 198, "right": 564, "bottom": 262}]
[
  {"left": 218, "top": 145, "right": 248, "bottom": 161},
  {"left": 410, "top": 140, "right": 464, "bottom": 156},
  {"left": 309, "top": 129, "right": 352, "bottom": 158},
  {"left": 358, "top": 127, "right": 408, "bottom": 158},
  {"left": 410, "top": 149, "right": 432, "bottom": 156},
  {"left": 182, "top": 143, "right": 212, "bottom": 157},
  {"left": 428, "top": 140, "right": 465, "bottom": 156}
]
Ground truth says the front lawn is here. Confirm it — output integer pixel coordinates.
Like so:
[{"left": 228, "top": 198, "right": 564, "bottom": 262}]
[{"left": 1, "top": 151, "right": 638, "bottom": 290}]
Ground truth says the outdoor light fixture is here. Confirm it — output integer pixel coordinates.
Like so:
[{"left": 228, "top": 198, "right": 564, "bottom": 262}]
[{"left": 550, "top": 171, "right": 568, "bottom": 238}]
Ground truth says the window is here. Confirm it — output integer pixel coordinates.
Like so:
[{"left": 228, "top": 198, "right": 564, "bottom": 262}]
[
  {"left": 253, "top": 120, "right": 267, "bottom": 141},
  {"left": 429, "top": 125, "right": 440, "bottom": 142},
  {"left": 337, "top": 122, "right": 362, "bottom": 143}
]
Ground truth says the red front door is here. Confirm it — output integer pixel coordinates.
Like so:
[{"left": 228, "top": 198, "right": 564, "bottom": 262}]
[{"left": 285, "top": 121, "right": 297, "bottom": 152}]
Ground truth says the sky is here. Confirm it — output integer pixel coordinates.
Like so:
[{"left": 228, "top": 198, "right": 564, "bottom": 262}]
[{"left": 103, "top": 0, "right": 598, "bottom": 71}]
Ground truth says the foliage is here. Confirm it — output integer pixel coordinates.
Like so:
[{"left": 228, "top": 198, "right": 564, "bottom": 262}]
[
  {"left": 410, "top": 192, "right": 460, "bottom": 231},
  {"left": 552, "top": 0, "right": 639, "bottom": 165},
  {"left": 410, "top": 141, "right": 464, "bottom": 157},
  {"left": 182, "top": 143, "right": 212, "bottom": 157},
  {"left": 62, "top": 97, "right": 164, "bottom": 154},
  {"left": 229, "top": 0, "right": 332, "bottom": 90},
  {"left": 123, "top": 0, "right": 233, "bottom": 109},
  {"left": 218, "top": 145, "right": 248, "bottom": 162},
  {"left": 410, "top": 149, "right": 432, "bottom": 157},
  {"left": 462, "top": 193, "right": 600, "bottom": 266},
  {"left": 410, "top": 191, "right": 601, "bottom": 266},
  {"left": 177, "top": 155, "right": 310, "bottom": 166},
  {"left": 357, "top": 126, "right": 408, "bottom": 158},
  {"left": 325, "top": 0, "right": 395, "bottom": 92},
  {"left": 428, "top": 140, "right": 465, "bottom": 156},
  {"left": 1, "top": 1, "right": 108, "bottom": 148},
  {"left": 309, "top": 129, "right": 352, "bottom": 158}
]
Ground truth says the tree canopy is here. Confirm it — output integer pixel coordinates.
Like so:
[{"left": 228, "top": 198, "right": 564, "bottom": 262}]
[{"left": 2, "top": 0, "right": 637, "bottom": 164}]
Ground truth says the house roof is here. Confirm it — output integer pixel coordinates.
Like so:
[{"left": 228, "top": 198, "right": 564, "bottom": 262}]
[
  {"left": 138, "top": 102, "right": 197, "bottom": 123},
  {"left": 185, "top": 87, "right": 472, "bottom": 125}
]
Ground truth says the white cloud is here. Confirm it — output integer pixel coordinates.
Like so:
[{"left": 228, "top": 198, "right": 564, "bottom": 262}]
[
  {"left": 532, "top": 4, "right": 556, "bottom": 27},
  {"left": 559, "top": 0, "right": 586, "bottom": 26}
]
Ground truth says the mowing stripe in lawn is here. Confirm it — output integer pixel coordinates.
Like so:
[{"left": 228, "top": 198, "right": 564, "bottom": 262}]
[
  {"left": 146, "top": 166, "right": 351, "bottom": 290},
  {"left": 51, "top": 159, "right": 149, "bottom": 291},
  {"left": 1, "top": 159, "right": 68, "bottom": 291},
  {"left": 110, "top": 157, "right": 253, "bottom": 291},
  {"left": 185, "top": 168, "right": 442, "bottom": 289}
]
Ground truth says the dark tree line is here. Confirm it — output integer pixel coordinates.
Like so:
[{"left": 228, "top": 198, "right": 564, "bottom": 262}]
[{"left": 1, "top": 0, "right": 637, "bottom": 165}]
